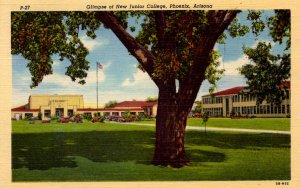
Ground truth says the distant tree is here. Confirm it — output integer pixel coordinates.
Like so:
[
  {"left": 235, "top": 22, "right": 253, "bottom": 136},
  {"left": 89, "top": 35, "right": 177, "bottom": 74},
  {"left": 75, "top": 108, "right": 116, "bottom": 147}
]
[
  {"left": 192, "top": 100, "right": 202, "bottom": 113},
  {"left": 239, "top": 10, "right": 290, "bottom": 105},
  {"left": 146, "top": 97, "right": 158, "bottom": 102},
  {"left": 104, "top": 100, "right": 118, "bottom": 108},
  {"left": 239, "top": 42, "right": 290, "bottom": 105}
]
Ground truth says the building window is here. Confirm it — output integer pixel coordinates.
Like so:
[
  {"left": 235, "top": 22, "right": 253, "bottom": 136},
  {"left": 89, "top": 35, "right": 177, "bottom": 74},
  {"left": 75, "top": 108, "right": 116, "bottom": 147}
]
[
  {"left": 267, "top": 105, "right": 270, "bottom": 114},
  {"left": 104, "top": 112, "right": 110, "bottom": 116},
  {"left": 94, "top": 112, "right": 101, "bottom": 117},
  {"left": 287, "top": 104, "right": 290, "bottom": 114},
  {"left": 44, "top": 110, "right": 51, "bottom": 118},
  {"left": 270, "top": 104, "right": 274, "bottom": 114},
  {"left": 282, "top": 105, "right": 285, "bottom": 114},
  {"left": 25, "top": 113, "right": 33, "bottom": 119},
  {"left": 233, "top": 95, "right": 236, "bottom": 102},
  {"left": 278, "top": 106, "right": 281, "bottom": 114},
  {"left": 260, "top": 105, "right": 263, "bottom": 114},
  {"left": 68, "top": 109, "right": 74, "bottom": 117},
  {"left": 112, "top": 112, "right": 119, "bottom": 116}
]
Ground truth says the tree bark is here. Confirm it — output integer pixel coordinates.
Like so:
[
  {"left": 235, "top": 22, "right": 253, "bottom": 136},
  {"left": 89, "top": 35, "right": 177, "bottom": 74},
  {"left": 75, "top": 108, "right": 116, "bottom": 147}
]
[{"left": 152, "top": 82, "right": 198, "bottom": 168}]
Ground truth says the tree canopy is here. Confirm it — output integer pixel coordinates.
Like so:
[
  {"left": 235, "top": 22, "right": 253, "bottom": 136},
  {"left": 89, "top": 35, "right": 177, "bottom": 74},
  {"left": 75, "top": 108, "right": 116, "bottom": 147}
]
[
  {"left": 104, "top": 100, "right": 118, "bottom": 108},
  {"left": 239, "top": 10, "right": 290, "bottom": 105},
  {"left": 12, "top": 10, "right": 290, "bottom": 99}
]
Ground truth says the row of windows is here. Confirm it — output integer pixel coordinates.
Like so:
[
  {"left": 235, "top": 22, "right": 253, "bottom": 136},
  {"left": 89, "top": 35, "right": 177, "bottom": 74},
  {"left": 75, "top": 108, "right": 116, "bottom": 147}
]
[
  {"left": 203, "top": 97, "right": 223, "bottom": 104},
  {"left": 232, "top": 104, "right": 290, "bottom": 115},
  {"left": 204, "top": 91, "right": 290, "bottom": 104},
  {"left": 84, "top": 111, "right": 144, "bottom": 116},
  {"left": 232, "top": 95, "right": 257, "bottom": 102},
  {"left": 203, "top": 95, "right": 256, "bottom": 104},
  {"left": 203, "top": 104, "right": 290, "bottom": 117},
  {"left": 202, "top": 108, "right": 223, "bottom": 117}
]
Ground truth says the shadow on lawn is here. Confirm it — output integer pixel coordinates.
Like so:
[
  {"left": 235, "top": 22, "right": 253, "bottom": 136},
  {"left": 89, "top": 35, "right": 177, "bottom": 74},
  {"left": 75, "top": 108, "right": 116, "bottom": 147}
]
[
  {"left": 186, "top": 131, "right": 291, "bottom": 149},
  {"left": 12, "top": 130, "right": 290, "bottom": 170}
]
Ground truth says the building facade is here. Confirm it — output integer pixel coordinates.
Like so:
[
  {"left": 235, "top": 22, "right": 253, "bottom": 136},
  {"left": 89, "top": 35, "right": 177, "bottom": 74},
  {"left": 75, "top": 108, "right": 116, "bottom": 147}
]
[
  {"left": 201, "top": 84, "right": 290, "bottom": 118},
  {"left": 77, "top": 101, "right": 157, "bottom": 118},
  {"left": 11, "top": 94, "right": 158, "bottom": 120}
]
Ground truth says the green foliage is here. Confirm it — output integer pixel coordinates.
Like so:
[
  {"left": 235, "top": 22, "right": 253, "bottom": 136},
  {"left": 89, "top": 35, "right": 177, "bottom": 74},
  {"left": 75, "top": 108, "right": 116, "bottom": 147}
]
[
  {"left": 202, "top": 111, "right": 209, "bottom": 124},
  {"left": 228, "top": 18, "right": 250, "bottom": 37},
  {"left": 38, "top": 112, "right": 42, "bottom": 120},
  {"left": 205, "top": 50, "right": 225, "bottom": 94},
  {"left": 268, "top": 10, "right": 290, "bottom": 50},
  {"left": 146, "top": 97, "right": 158, "bottom": 102},
  {"left": 105, "top": 100, "right": 118, "bottom": 108},
  {"left": 83, "top": 113, "right": 92, "bottom": 121},
  {"left": 12, "top": 10, "right": 290, "bottom": 92},
  {"left": 51, "top": 116, "right": 58, "bottom": 121},
  {"left": 11, "top": 11, "right": 101, "bottom": 88},
  {"left": 123, "top": 111, "right": 133, "bottom": 118},
  {"left": 136, "top": 11, "right": 211, "bottom": 81},
  {"left": 192, "top": 101, "right": 202, "bottom": 113},
  {"left": 239, "top": 42, "right": 290, "bottom": 105},
  {"left": 247, "top": 10, "right": 265, "bottom": 36},
  {"left": 92, "top": 114, "right": 105, "bottom": 123}
]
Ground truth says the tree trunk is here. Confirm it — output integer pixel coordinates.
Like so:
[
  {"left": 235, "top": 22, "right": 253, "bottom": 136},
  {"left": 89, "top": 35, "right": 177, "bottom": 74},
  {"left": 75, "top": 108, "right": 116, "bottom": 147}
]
[{"left": 152, "top": 86, "right": 194, "bottom": 168}]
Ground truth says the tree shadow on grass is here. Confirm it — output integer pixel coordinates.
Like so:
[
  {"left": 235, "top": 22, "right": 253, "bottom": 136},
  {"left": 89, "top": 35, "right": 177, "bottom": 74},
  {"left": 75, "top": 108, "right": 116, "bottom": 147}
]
[
  {"left": 12, "top": 130, "right": 290, "bottom": 171},
  {"left": 186, "top": 131, "right": 290, "bottom": 149},
  {"left": 12, "top": 130, "right": 154, "bottom": 170}
]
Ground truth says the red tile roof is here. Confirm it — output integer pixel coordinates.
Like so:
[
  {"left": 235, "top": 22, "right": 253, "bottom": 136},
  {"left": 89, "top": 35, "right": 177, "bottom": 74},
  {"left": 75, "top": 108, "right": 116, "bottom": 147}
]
[
  {"left": 77, "top": 107, "right": 144, "bottom": 111},
  {"left": 202, "top": 81, "right": 290, "bottom": 97},
  {"left": 11, "top": 104, "right": 39, "bottom": 112},
  {"left": 78, "top": 101, "right": 157, "bottom": 111},
  {"left": 114, "top": 101, "right": 157, "bottom": 108},
  {"left": 203, "top": 86, "right": 246, "bottom": 97}
]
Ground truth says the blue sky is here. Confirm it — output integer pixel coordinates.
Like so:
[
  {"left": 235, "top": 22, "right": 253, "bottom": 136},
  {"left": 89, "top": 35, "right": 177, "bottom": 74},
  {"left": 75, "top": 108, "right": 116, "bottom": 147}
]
[{"left": 12, "top": 11, "right": 287, "bottom": 107}]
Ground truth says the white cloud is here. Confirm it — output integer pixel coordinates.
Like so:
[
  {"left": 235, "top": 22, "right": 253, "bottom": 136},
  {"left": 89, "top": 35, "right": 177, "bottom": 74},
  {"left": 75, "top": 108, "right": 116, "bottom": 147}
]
[
  {"left": 223, "top": 55, "right": 251, "bottom": 76},
  {"left": 40, "top": 61, "right": 112, "bottom": 87},
  {"left": 222, "top": 39, "right": 275, "bottom": 76},
  {"left": 80, "top": 36, "right": 109, "bottom": 51},
  {"left": 53, "top": 60, "right": 61, "bottom": 67},
  {"left": 121, "top": 69, "right": 154, "bottom": 87}
]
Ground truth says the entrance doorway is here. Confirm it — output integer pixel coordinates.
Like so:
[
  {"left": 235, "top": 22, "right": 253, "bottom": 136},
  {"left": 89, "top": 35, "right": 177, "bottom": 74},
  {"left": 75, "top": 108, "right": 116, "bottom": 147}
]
[
  {"left": 55, "top": 108, "right": 64, "bottom": 117},
  {"left": 68, "top": 109, "right": 74, "bottom": 117}
]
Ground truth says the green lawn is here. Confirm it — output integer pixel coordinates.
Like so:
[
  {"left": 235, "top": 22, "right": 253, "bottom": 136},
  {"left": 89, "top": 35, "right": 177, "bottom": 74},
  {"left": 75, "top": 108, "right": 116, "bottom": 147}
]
[
  {"left": 12, "top": 120, "right": 290, "bottom": 181},
  {"left": 136, "top": 118, "right": 290, "bottom": 131}
]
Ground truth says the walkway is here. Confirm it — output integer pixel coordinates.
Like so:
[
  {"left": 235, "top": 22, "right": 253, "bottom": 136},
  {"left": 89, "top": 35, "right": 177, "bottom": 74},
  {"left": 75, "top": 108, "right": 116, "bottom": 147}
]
[{"left": 114, "top": 122, "right": 290, "bottom": 135}]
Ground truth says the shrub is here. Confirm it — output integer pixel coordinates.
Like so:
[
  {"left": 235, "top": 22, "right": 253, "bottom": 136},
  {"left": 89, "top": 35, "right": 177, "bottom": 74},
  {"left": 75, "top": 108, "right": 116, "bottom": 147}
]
[
  {"left": 83, "top": 113, "right": 92, "bottom": 121},
  {"left": 123, "top": 111, "right": 132, "bottom": 119},
  {"left": 38, "top": 112, "right": 42, "bottom": 120},
  {"left": 51, "top": 116, "right": 58, "bottom": 121},
  {"left": 91, "top": 114, "right": 105, "bottom": 123}
]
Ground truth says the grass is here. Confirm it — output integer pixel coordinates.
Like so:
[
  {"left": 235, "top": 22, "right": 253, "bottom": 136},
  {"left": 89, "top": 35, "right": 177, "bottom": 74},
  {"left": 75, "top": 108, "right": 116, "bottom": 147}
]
[
  {"left": 136, "top": 118, "right": 290, "bottom": 131},
  {"left": 12, "top": 120, "right": 290, "bottom": 181}
]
